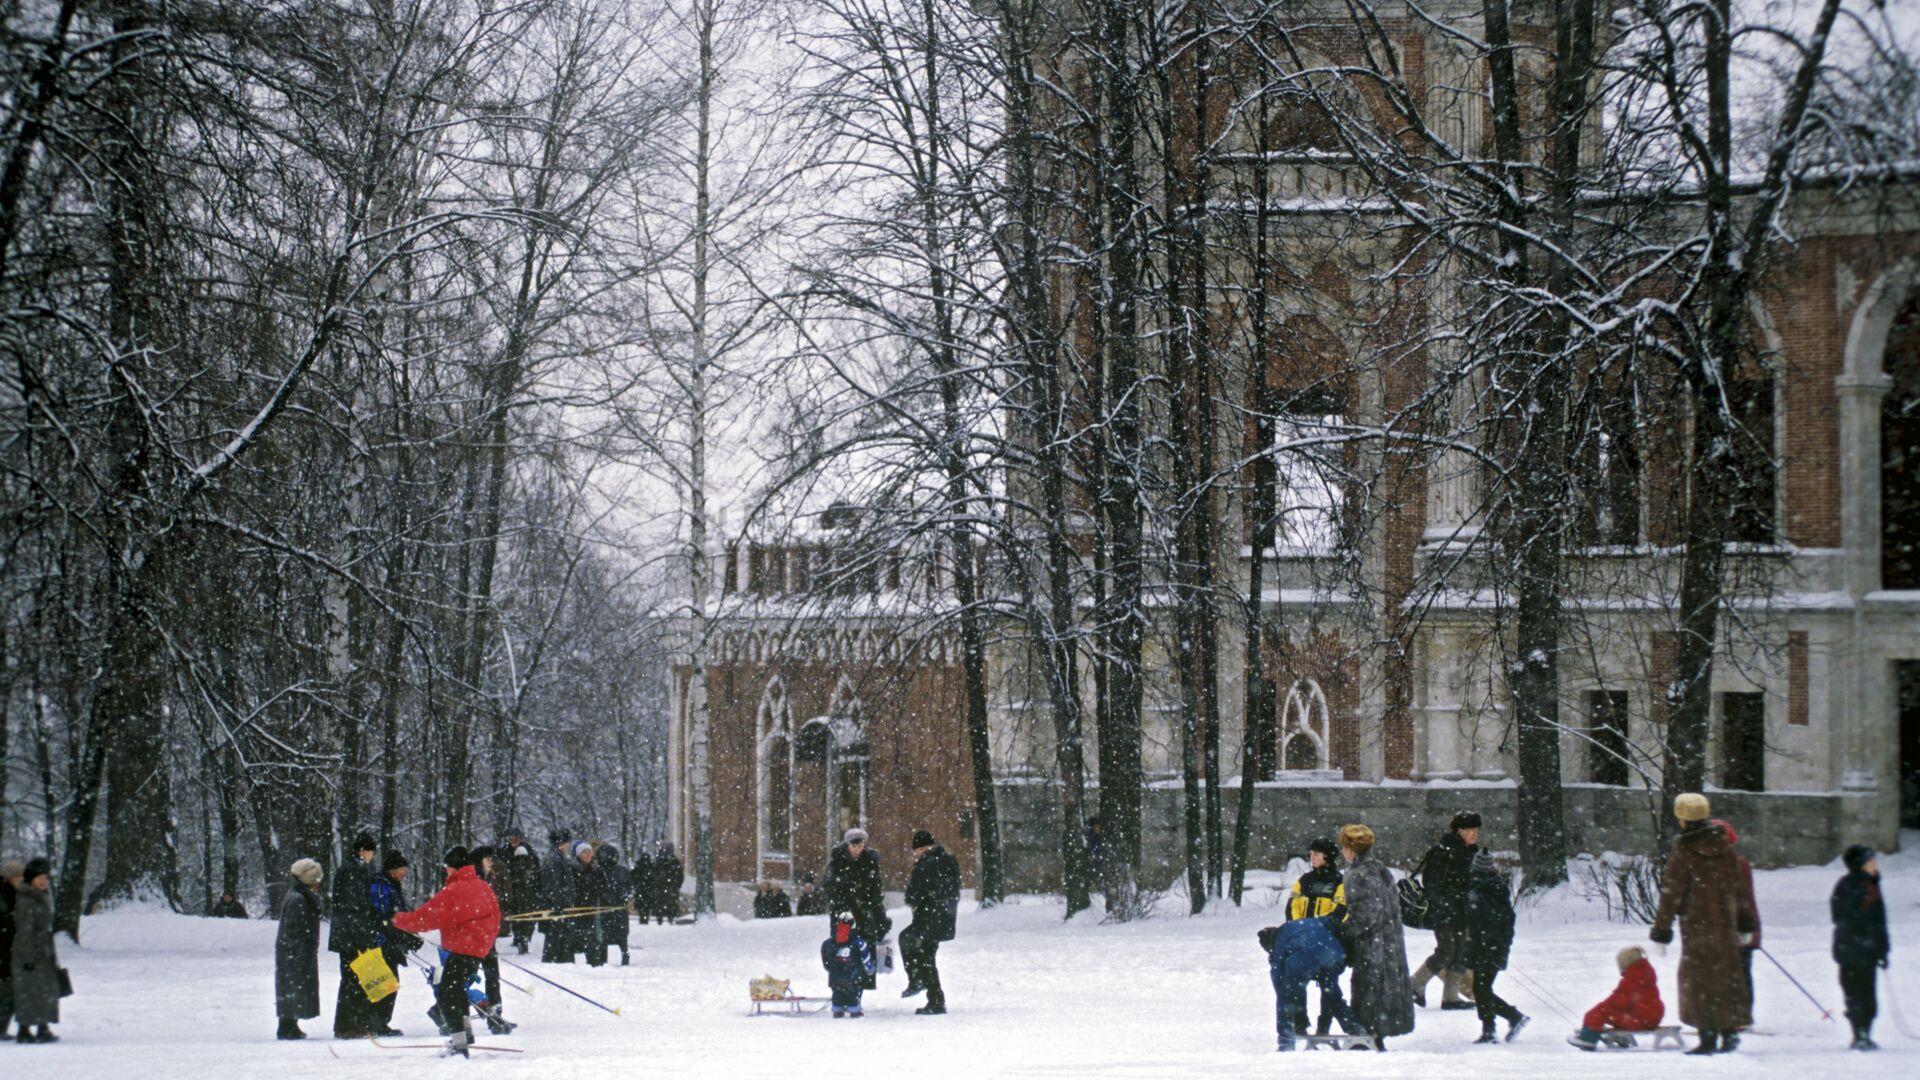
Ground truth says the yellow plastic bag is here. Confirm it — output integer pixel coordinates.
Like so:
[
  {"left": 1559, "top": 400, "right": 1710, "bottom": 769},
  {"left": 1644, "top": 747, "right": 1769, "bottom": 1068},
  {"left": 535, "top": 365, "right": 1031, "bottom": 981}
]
[{"left": 351, "top": 947, "right": 399, "bottom": 1003}]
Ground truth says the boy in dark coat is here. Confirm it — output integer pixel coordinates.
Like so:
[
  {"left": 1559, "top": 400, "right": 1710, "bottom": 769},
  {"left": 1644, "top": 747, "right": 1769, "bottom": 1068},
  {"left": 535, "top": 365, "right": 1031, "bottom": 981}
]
[
  {"left": 368, "top": 851, "right": 415, "bottom": 1037},
  {"left": 1260, "top": 915, "right": 1361, "bottom": 1051},
  {"left": 1412, "top": 811, "right": 1481, "bottom": 1009},
  {"left": 901, "top": 830, "right": 961, "bottom": 1015},
  {"left": 1832, "top": 844, "right": 1890, "bottom": 1051},
  {"left": 328, "top": 832, "right": 382, "bottom": 1038},
  {"left": 1461, "top": 850, "right": 1528, "bottom": 1043},
  {"left": 275, "top": 859, "right": 325, "bottom": 1040},
  {"left": 1650, "top": 793, "right": 1757, "bottom": 1054},
  {"left": 1568, "top": 945, "right": 1665, "bottom": 1050},
  {"left": 821, "top": 910, "right": 876, "bottom": 1017}
]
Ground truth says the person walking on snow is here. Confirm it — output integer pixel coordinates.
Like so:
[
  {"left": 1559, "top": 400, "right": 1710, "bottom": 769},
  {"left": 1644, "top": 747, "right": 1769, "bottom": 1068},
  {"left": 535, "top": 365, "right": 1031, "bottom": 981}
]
[
  {"left": 392, "top": 846, "right": 503, "bottom": 1058},
  {"left": 275, "top": 859, "right": 325, "bottom": 1041},
  {"left": 540, "top": 830, "right": 577, "bottom": 961},
  {"left": 1261, "top": 915, "right": 1362, "bottom": 1051},
  {"left": 1650, "top": 793, "right": 1757, "bottom": 1054},
  {"left": 1567, "top": 945, "right": 1665, "bottom": 1050},
  {"left": 901, "top": 830, "right": 961, "bottom": 1015},
  {"left": 651, "top": 841, "right": 684, "bottom": 924},
  {"left": 1336, "top": 824, "right": 1415, "bottom": 1050},
  {"left": 1461, "top": 850, "right": 1528, "bottom": 1044},
  {"left": 327, "top": 832, "right": 382, "bottom": 1038},
  {"left": 367, "top": 851, "right": 416, "bottom": 1037},
  {"left": 821, "top": 910, "right": 876, "bottom": 1018},
  {"left": 1832, "top": 844, "right": 1890, "bottom": 1051},
  {"left": 1713, "top": 817, "right": 1761, "bottom": 1021},
  {"left": 1412, "top": 810, "right": 1481, "bottom": 1010},
  {"left": 505, "top": 839, "right": 541, "bottom": 955},
  {"left": 823, "top": 828, "right": 889, "bottom": 986},
  {"left": 7, "top": 858, "right": 57, "bottom": 1044}
]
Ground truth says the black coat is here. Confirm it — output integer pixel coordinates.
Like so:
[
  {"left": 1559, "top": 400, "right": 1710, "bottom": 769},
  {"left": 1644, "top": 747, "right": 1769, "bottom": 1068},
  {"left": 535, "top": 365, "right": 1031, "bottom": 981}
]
[
  {"left": 507, "top": 849, "right": 543, "bottom": 915},
  {"left": 795, "top": 885, "right": 828, "bottom": 917},
  {"left": 0, "top": 879, "right": 16, "bottom": 976},
  {"left": 541, "top": 848, "right": 578, "bottom": 911},
  {"left": 1462, "top": 872, "right": 1516, "bottom": 972},
  {"left": 327, "top": 856, "right": 379, "bottom": 954},
  {"left": 906, "top": 844, "right": 961, "bottom": 942},
  {"left": 8, "top": 886, "right": 58, "bottom": 1026},
  {"left": 754, "top": 890, "right": 793, "bottom": 919},
  {"left": 652, "top": 853, "right": 684, "bottom": 918},
  {"left": 211, "top": 897, "right": 248, "bottom": 919},
  {"left": 823, "top": 843, "right": 889, "bottom": 942},
  {"left": 275, "top": 879, "right": 323, "bottom": 1020},
  {"left": 1832, "top": 869, "right": 1890, "bottom": 969},
  {"left": 1419, "top": 832, "right": 1477, "bottom": 927},
  {"left": 591, "top": 848, "right": 630, "bottom": 946}
]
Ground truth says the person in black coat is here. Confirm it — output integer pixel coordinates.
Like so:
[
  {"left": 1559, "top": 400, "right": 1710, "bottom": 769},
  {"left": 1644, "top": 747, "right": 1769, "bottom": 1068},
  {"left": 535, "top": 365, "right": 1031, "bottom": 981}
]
[
  {"left": 1, "top": 860, "right": 21, "bottom": 1040},
  {"left": 506, "top": 839, "right": 541, "bottom": 954},
  {"left": 900, "top": 830, "right": 961, "bottom": 1015},
  {"left": 367, "top": 852, "right": 416, "bottom": 1037},
  {"left": 1833, "top": 844, "right": 1891, "bottom": 1050},
  {"left": 795, "top": 871, "right": 828, "bottom": 917},
  {"left": 328, "top": 832, "right": 382, "bottom": 1037},
  {"left": 823, "top": 829, "right": 889, "bottom": 989},
  {"left": 1461, "top": 851, "right": 1527, "bottom": 1043},
  {"left": 593, "top": 842, "right": 631, "bottom": 965},
  {"left": 651, "top": 842, "right": 684, "bottom": 924},
  {"left": 1412, "top": 810, "right": 1481, "bottom": 1009},
  {"left": 754, "top": 881, "right": 793, "bottom": 919},
  {"left": 276, "top": 859, "right": 325, "bottom": 1040},
  {"left": 211, "top": 892, "right": 248, "bottom": 919},
  {"left": 540, "top": 830, "right": 577, "bottom": 962}
]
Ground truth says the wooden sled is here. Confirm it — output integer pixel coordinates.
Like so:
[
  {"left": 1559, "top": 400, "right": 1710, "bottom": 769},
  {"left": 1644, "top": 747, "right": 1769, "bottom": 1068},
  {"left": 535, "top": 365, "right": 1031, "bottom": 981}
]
[
  {"left": 1596, "top": 1026, "right": 1687, "bottom": 1051},
  {"left": 1301, "top": 1032, "right": 1377, "bottom": 1051},
  {"left": 749, "top": 975, "right": 830, "bottom": 1017}
]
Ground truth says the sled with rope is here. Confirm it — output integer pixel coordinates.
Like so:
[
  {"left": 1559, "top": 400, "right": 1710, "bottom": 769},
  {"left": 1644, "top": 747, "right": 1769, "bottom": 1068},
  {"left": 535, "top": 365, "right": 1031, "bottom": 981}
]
[{"left": 748, "top": 975, "right": 830, "bottom": 1017}]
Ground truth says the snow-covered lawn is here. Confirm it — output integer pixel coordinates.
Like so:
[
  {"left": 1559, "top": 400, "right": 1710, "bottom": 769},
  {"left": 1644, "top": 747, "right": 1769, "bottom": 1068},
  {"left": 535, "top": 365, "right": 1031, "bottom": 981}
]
[{"left": 48, "top": 844, "right": 1920, "bottom": 1078}]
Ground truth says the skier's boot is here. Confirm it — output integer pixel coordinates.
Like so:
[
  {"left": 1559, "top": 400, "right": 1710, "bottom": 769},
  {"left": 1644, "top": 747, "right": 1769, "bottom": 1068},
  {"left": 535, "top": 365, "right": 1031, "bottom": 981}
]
[
  {"left": 277, "top": 1017, "right": 306, "bottom": 1041},
  {"left": 1474, "top": 1022, "right": 1498, "bottom": 1045},
  {"left": 428, "top": 1004, "right": 450, "bottom": 1036},
  {"left": 486, "top": 1010, "right": 517, "bottom": 1036},
  {"left": 1851, "top": 1025, "right": 1879, "bottom": 1051},
  {"left": 1688, "top": 1029, "right": 1720, "bottom": 1055},
  {"left": 443, "top": 1018, "right": 474, "bottom": 1059},
  {"left": 902, "top": 981, "right": 925, "bottom": 998},
  {"left": 1506, "top": 1014, "right": 1529, "bottom": 1042},
  {"left": 1567, "top": 1027, "right": 1601, "bottom": 1051}
]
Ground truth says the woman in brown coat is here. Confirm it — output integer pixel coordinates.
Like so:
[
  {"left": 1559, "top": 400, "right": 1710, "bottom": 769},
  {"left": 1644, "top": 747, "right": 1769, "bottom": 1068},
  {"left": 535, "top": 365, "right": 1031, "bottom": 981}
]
[{"left": 1650, "top": 793, "right": 1758, "bottom": 1054}]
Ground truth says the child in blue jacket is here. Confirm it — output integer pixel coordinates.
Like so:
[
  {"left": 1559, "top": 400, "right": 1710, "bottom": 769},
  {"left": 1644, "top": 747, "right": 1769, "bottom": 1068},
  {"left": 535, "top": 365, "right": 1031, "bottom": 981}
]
[
  {"left": 822, "top": 910, "right": 877, "bottom": 1017},
  {"left": 1259, "top": 915, "right": 1361, "bottom": 1050}
]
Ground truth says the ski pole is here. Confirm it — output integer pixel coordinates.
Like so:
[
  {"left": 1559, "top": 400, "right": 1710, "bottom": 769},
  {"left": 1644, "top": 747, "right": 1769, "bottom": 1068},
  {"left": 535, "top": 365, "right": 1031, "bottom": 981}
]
[
  {"left": 1757, "top": 946, "right": 1835, "bottom": 1022},
  {"left": 406, "top": 944, "right": 530, "bottom": 996},
  {"left": 496, "top": 953, "right": 623, "bottom": 1016}
]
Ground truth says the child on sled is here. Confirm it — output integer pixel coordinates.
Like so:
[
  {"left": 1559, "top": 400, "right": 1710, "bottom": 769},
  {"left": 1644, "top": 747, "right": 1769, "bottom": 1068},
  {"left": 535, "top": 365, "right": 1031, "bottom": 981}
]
[{"left": 1568, "top": 946, "right": 1666, "bottom": 1050}]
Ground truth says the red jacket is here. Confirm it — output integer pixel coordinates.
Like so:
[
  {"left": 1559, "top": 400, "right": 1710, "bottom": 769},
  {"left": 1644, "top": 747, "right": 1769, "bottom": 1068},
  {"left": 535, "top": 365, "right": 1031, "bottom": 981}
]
[
  {"left": 393, "top": 866, "right": 501, "bottom": 959},
  {"left": 1584, "top": 958, "right": 1665, "bottom": 1031}
]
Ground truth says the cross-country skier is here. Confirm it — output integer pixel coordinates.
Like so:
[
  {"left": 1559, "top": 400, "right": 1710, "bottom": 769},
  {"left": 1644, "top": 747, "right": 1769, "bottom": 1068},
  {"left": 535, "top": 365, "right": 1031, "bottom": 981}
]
[{"left": 392, "top": 846, "right": 503, "bottom": 1058}]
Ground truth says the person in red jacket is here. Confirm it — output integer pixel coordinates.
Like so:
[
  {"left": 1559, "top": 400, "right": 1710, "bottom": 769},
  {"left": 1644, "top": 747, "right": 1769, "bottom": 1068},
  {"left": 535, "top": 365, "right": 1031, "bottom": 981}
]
[
  {"left": 392, "top": 847, "right": 502, "bottom": 1057},
  {"left": 1568, "top": 945, "right": 1666, "bottom": 1050}
]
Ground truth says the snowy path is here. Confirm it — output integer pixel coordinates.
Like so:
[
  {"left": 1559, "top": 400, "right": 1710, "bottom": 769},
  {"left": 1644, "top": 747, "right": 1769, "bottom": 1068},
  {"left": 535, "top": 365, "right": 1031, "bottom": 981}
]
[{"left": 48, "top": 851, "right": 1920, "bottom": 1078}]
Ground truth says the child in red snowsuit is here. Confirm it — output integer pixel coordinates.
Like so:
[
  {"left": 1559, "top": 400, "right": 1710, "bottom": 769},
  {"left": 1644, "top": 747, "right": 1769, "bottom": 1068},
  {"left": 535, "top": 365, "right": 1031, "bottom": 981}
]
[{"left": 1568, "top": 946, "right": 1665, "bottom": 1050}]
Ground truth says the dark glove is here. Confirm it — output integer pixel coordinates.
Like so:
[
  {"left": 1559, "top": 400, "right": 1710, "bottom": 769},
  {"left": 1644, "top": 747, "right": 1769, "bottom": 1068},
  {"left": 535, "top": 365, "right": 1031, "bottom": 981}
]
[
  {"left": 1648, "top": 926, "right": 1673, "bottom": 946},
  {"left": 1257, "top": 926, "right": 1278, "bottom": 954}
]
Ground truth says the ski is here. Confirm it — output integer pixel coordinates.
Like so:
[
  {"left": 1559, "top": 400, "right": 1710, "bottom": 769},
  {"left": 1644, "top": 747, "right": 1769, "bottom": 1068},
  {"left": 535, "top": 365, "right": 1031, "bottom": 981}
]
[{"left": 367, "top": 1036, "right": 524, "bottom": 1053}]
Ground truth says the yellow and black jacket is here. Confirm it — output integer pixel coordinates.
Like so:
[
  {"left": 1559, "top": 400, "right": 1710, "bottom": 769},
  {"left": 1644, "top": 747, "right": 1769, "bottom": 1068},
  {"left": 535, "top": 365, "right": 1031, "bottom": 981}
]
[{"left": 1287, "top": 864, "right": 1346, "bottom": 922}]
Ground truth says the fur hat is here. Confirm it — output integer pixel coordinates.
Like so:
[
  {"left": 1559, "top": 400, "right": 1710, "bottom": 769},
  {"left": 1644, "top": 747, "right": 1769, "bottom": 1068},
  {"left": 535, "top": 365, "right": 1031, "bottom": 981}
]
[
  {"left": 1844, "top": 844, "right": 1877, "bottom": 872},
  {"left": 1616, "top": 945, "right": 1648, "bottom": 972},
  {"left": 382, "top": 850, "right": 409, "bottom": 873},
  {"left": 1673, "top": 793, "right": 1711, "bottom": 822},
  {"left": 1450, "top": 810, "right": 1483, "bottom": 831},
  {"left": 1337, "top": 824, "right": 1374, "bottom": 856},
  {"left": 443, "top": 845, "right": 470, "bottom": 869},
  {"left": 290, "top": 858, "right": 323, "bottom": 887},
  {"left": 549, "top": 829, "right": 572, "bottom": 847},
  {"left": 351, "top": 832, "right": 377, "bottom": 854},
  {"left": 1308, "top": 837, "right": 1339, "bottom": 859},
  {"left": 843, "top": 828, "right": 869, "bottom": 845},
  {"left": 911, "top": 830, "right": 936, "bottom": 850},
  {"left": 468, "top": 844, "right": 498, "bottom": 867},
  {"left": 22, "top": 857, "right": 51, "bottom": 882},
  {"left": 1470, "top": 849, "right": 1499, "bottom": 876},
  {"left": 0, "top": 860, "right": 22, "bottom": 881}
]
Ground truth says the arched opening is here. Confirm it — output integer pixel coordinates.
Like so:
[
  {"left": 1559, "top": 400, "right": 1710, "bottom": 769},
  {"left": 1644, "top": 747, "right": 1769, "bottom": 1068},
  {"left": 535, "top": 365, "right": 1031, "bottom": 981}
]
[
  {"left": 1278, "top": 678, "right": 1331, "bottom": 771},
  {"left": 1884, "top": 290, "right": 1920, "bottom": 589},
  {"left": 756, "top": 677, "right": 794, "bottom": 859}
]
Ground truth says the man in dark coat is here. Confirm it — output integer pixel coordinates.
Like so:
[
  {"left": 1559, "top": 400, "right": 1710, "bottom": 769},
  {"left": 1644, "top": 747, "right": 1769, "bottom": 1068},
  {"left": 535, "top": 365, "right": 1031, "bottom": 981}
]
[
  {"left": 367, "top": 851, "right": 415, "bottom": 1037},
  {"left": 211, "top": 891, "right": 248, "bottom": 919},
  {"left": 9, "top": 859, "right": 58, "bottom": 1043},
  {"left": 1462, "top": 850, "right": 1527, "bottom": 1043},
  {"left": 540, "top": 830, "right": 577, "bottom": 962},
  {"left": 1337, "top": 824, "right": 1414, "bottom": 1048},
  {"left": 1, "top": 859, "right": 20, "bottom": 1040},
  {"left": 1651, "top": 793, "right": 1758, "bottom": 1054},
  {"left": 795, "top": 871, "right": 828, "bottom": 917},
  {"left": 901, "top": 830, "right": 961, "bottom": 1014},
  {"left": 276, "top": 859, "right": 325, "bottom": 1039},
  {"left": 1412, "top": 810, "right": 1480, "bottom": 1009},
  {"left": 1832, "top": 844, "right": 1891, "bottom": 1051},
  {"left": 754, "top": 881, "right": 793, "bottom": 919},
  {"left": 631, "top": 848, "right": 658, "bottom": 924},
  {"left": 596, "top": 842, "right": 632, "bottom": 964},
  {"left": 328, "top": 832, "right": 382, "bottom": 1038},
  {"left": 506, "top": 838, "right": 541, "bottom": 954},
  {"left": 652, "top": 841, "right": 684, "bottom": 924},
  {"left": 823, "top": 829, "right": 888, "bottom": 989}
]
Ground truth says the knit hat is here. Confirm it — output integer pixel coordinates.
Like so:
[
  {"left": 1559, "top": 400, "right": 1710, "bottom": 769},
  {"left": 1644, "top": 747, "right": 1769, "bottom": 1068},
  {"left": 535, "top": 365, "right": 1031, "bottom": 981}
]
[
  {"left": 1673, "top": 792, "right": 1711, "bottom": 822},
  {"left": 843, "top": 828, "right": 869, "bottom": 845},
  {"left": 291, "top": 858, "right": 323, "bottom": 887},
  {"left": 1450, "top": 810, "right": 1483, "bottom": 831},
  {"left": 21, "top": 857, "right": 50, "bottom": 882},
  {"left": 573, "top": 840, "right": 595, "bottom": 860},
  {"left": 1711, "top": 818, "right": 1739, "bottom": 845},
  {"left": 911, "top": 830, "right": 936, "bottom": 850},
  {"left": 443, "top": 845, "right": 470, "bottom": 869},
  {"left": 1337, "top": 824, "right": 1374, "bottom": 855},
  {"left": 1616, "top": 945, "right": 1648, "bottom": 972},
  {"left": 1308, "top": 837, "right": 1339, "bottom": 859},
  {"left": 1843, "top": 844, "right": 1877, "bottom": 872},
  {"left": 549, "top": 829, "right": 571, "bottom": 847},
  {"left": 1470, "top": 849, "right": 1499, "bottom": 876},
  {"left": 0, "top": 860, "right": 22, "bottom": 881},
  {"left": 351, "top": 832, "right": 377, "bottom": 854},
  {"left": 382, "top": 850, "right": 409, "bottom": 873}
]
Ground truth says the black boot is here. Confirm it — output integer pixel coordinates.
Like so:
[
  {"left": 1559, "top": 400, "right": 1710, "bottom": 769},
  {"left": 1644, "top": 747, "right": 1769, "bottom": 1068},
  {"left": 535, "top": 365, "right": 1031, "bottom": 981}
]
[
  {"left": 1474, "top": 1022, "right": 1498, "bottom": 1045},
  {"left": 1688, "top": 1030, "right": 1720, "bottom": 1055},
  {"left": 31, "top": 1026, "right": 55, "bottom": 1044},
  {"left": 1315, "top": 1014, "right": 1333, "bottom": 1036},
  {"left": 277, "top": 1017, "right": 306, "bottom": 1041}
]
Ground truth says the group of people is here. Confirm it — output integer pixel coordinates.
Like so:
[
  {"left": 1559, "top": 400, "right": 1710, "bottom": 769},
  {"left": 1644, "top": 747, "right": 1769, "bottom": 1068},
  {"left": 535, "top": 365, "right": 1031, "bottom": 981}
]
[
  {"left": 0, "top": 858, "right": 59, "bottom": 1044},
  {"left": 1259, "top": 793, "right": 1894, "bottom": 1056},
  {"left": 753, "top": 872, "right": 830, "bottom": 919},
  {"left": 816, "top": 827, "right": 961, "bottom": 1018},
  {"left": 517, "top": 832, "right": 683, "bottom": 968}
]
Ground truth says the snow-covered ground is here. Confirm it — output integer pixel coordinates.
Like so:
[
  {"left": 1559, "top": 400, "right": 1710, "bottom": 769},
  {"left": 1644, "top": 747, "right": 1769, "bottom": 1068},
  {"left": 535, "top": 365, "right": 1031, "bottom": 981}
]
[{"left": 45, "top": 842, "right": 1920, "bottom": 1078}]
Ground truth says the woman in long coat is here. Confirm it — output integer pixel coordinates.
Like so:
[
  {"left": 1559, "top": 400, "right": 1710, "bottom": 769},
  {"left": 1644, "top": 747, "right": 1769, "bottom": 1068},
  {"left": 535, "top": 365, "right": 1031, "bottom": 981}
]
[
  {"left": 1651, "top": 794, "right": 1758, "bottom": 1054},
  {"left": 8, "top": 859, "right": 59, "bottom": 1043},
  {"left": 275, "top": 859, "right": 325, "bottom": 1040},
  {"left": 593, "top": 842, "right": 631, "bottom": 965},
  {"left": 1336, "top": 824, "right": 1415, "bottom": 1047}
]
